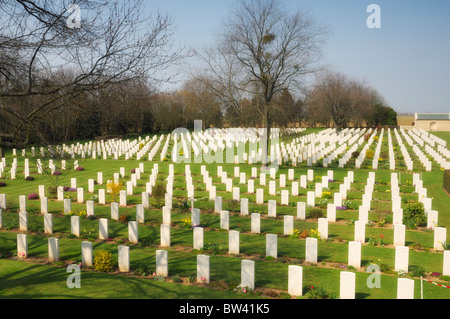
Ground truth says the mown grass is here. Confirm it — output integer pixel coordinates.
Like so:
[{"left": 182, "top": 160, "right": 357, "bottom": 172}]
[{"left": 0, "top": 129, "right": 449, "bottom": 299}]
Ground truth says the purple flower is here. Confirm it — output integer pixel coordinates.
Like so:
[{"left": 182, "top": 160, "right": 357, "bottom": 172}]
[
  {"left": 131, "top": 168, "right": 136, "bottom": 174},
  {"left": 28, "top": 193, "right": 39, "bottom": 200},
  {"left": 328, "top": 179, "right": 333, "bottom": 182},
  {"left": 336, "top": 206, "right": 347, "bottom": 210},
  {"left": 67, "top": 188, "right": 77, "bottom": 192},
  {"left": 53, "top": 171, "right": 62, "bottom": 176},
  {"left": 0, "top": 182, "right": 6, "bottom": 187},
  {"left": 76, "top": 167, "right": 84, "bottom": 171},
  {"left": 63, "top": 186, "right": 70, "bottom": 192},
  {"left": 432, "top": 272, "right": 441, "bottom": 277}
]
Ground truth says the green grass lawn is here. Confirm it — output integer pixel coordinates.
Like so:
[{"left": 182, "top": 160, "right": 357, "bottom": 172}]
[{"left": 0, "top": 129, "right": 450, "bottom": 299}]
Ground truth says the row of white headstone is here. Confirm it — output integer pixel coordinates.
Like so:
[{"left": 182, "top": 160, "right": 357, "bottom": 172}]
[
  {"left": 14, "top": 231, "right": 449, "bottom": 299},
  {"left": 7, "top": 124, "right": 450, "bottom": 173}
]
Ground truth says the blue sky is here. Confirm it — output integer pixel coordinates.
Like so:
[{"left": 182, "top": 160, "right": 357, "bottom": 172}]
[{"left": 145, "top": 0, "right": 450, "bottom": 114}]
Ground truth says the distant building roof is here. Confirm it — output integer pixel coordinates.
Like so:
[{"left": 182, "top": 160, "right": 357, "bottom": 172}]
[{"left": 415, "top": 113, "right": 450, "bottom": 120}]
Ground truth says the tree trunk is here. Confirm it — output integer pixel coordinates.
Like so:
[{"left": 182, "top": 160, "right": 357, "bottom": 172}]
[{"left": 261, "top": 103, "right": 270, "bottom": 170}]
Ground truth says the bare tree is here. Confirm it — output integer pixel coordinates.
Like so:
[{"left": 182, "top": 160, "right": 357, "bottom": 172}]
[
  {"left": 0, "top": 0, "right": 182, "bottom": 156},
  {"left": 308, "top": 71, "right": 360, "bottom": 131},
  {"left": 195, "top": 0, "right": 326, "bottom": 167}
]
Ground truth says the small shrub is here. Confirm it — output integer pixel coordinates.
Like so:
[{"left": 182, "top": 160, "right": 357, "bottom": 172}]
[
  {"left": 47, "top": 186, "right": 57, "bottom": 197},
  {"left": 119, "top": 215, "right": 131, "bottom": 223},
  {"left": 4, "top": 220, "right": 16, "bottom": 230},
  {"left": 75, "top": 167, "right": 84, "bottom": 171},
  {"left": 138, "top": 239, "right": 153, "bottom": 247},
  {"left": 107, "top": 180, "right": 123, "bottom": 203},
  {"left": 228, "top": 199, "right": 239, "bottom": 212},
  {"left": 181, "top": 218, "right": 192, "bottom": 229},
  {"left": 408, "top": 265, "right": 425, "bottom": 278},
  {"left": 152, "top": 181, "right": 166, "bottom": 201},
  {"left": 309, "top": 229, "right": 321, "bottom": 240},
  {"left": 403, "top": 201, "right": 426, "bottom": 229},
  {"left": 342, "top": 200, "right": 356, "bottom": 210},
  {"left": 0, "top": 181, "right": 6, "bottom": 187},
  {"left": 351, "top": 151, "right": 360, "bottom": 159},
  {"left": 81, "top": 228, "right": 97, "bottom": 241},
  {"left": 316, "top": 198, "right": 329, "bottom": 208},
  {"left": 53, "top": 171, "right": 62, "bottom": 176},
  {"left": 279, "top": 292, "right": 291, "bottom": 299},
  {"left": 307, "top": 208, "right": 323, "bottom": 219},
  {"left": 292, "top": 230, "right": 307, "bottom": 239},
  {"left": 172, "top": 275, "right": 182, "bottom": 283},
  {"left": 366, "top": 149, "right": 374, "bottom": 159},
  {"left": 25, "top": 176, "right": 35, "bottom": 181},
  {"left": 133, "top": 260, "right": 153, "bottom": 276},
  {"left": 303, "top": 285, "right": 337, "bottom": 299},
  {"left": 94, "top": 250, "right": 115, "bottom": 272},
  {"left": 176, "top": 198, "right": 190, "bottom": 211},
  {"left": 153, "top": 275, "right": 166, "bottom": 282},
  {"left": 321, "top": 191, "right": 332, "bottom": 199},
  {"left": 379, "top": 263, "right": 392, "bottom": 273},
  {"left": 28, "top": 193, "right": 38, "bottom": 200}
]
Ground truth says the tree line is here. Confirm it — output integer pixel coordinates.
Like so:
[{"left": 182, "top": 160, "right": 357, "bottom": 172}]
[{"left": 0, "top": 0, "right": 397, "bottom": 157}]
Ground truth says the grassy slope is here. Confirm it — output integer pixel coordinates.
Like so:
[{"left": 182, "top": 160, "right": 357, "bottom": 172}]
[{"left": 0, "top": 129, "right": 449, "bottom": 299}]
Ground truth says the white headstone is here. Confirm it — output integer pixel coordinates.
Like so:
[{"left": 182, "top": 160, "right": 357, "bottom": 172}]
[
  {"left": 288, "top": 265, "right": 303, "bottom": 297},
  {"left": 156, "top": 250, "right": 168, "bottom": 277},
  {"left": 318, "top": 218, "right": 328, "bottom": 240},
  {"left": 197, "top": 254, "right": 210, "bottom": 283},
  {"left": 17, "top": 234, "right": 28, "bottom": 258},
  {"left": 128, "top": 221, "right": 138, "bottom": 244},
  {"left": 48, "top": 237, "right": 59, "bottom": 262},
  {"left": 305, "top": 238, "right": 318, "bottom": 263},
  {"left": 251, "top": 213, "right": 260, "bottom": 234},
  {"left": 81, "top": 241, "right": 93, "bottom": 267},
  {"left": 268, "top": 200, "right": 277, "bottom": 218},
  {"left": 240, "top": 198, "right": 249, "bottom": 216},
  {"left": 160, "top": 224, "right": 170, "bottom": 247},
  {"left": 220, "top": 211, "right": 229, "bottom": 230},
  {"left": 394, "top": 224, "right": 406, "bottom": 247},
  {"left": 71, "top": 216, "right": 80, "bottom": 237},
  {"left": 395, "top": 246, "right": 409, "bottom": 273},
  {"left": 397, "top": 278, "right": 414, "bottom": 299},
  {"left": 118, "top": 246, "right": 130, "bottom": 272},
  {"left": 443, "top": 250, "right": 450, "bottom": 276},
  {"left": 193, "top": 227, "right": 204, "bottom": 250},
  {"left": 111, "top": 202, "right": 119, "bottom": 220},
  {"left": 348, "top": 241, "right": 361, "bottom": 268},
  {"left": 229, "top": 230, "right": 240, "bottom": 254},
  {"left": 340, "top": 271, "right": 356, "bottom": 299},
  {"left": 241, "top": 260, "right": 255, "bottom": 290},
  {"left": 434, "top": 227, "right": 447, "bottom": 251},
  {"left": 354, "top": 221, "right": 365, "bottom": 243},
  {"left": 19, "top": 211, "right": 28, "bottom": 231},
  {"left": 266, "top": 234, "right": 277, "bottom": 258},
  {"left": 297, "top": 202, "right": 306, "bottom": 220}
]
